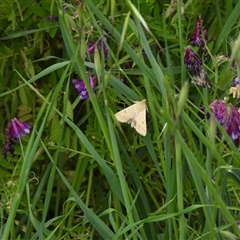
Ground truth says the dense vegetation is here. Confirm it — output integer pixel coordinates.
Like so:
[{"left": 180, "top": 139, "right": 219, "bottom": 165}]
[{"left": 1, "top": 0, "right": 240, "bottom": 239}]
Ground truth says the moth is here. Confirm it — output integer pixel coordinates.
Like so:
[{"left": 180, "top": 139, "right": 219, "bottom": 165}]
[{"left": 115, "top": 99, "right": 147, "bottom": 136}]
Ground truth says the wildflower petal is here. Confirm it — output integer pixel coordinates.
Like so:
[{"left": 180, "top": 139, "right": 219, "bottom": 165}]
[
  {"left": 189, "top": 15, "right": 208, "bottom": 50},
  {"left": 190, "top": 23, "right": 201, "bottom": 46},
  {"left": 72, "top": 75, "right": 95, "bottom": 100},
  {"left": 208, "top": 100, "right": 240, "bottom": 146},
  {"left": 184, "top": 46, "right": 202, "bottom": 70},
  {"left": 86, "top": 37, "right": 109, "bottom": 60},
  {"left": 2, "top": 118, "right": 31, "bottom": 158},
  {"left": 11, "top": 118, "right": 31, "bottom": 139}
]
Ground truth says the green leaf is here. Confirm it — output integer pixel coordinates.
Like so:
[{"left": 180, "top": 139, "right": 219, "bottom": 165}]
[
  {"left": 19, "top": 87, "right": 29, "bottom": 107},
  {"left": 51, "top": 114, "right": 60, "bottom": 143},
  {"left": 11, "top": 93, "right": 18, "bottom": 117},
  {"left": 64, "top": 127, "right": 71, "bottom": 148},
  {"left": 227, "top": 167, "right": 240, "bottom": 187},
  {"left": 214, "top": 1, "right": 240, "bottom": 52},
  {"left": 66, "top": 100, "right": 73, "bottom": 121},
  {"left": 21, "top": 50, "right": 35, "bottom": 79}
]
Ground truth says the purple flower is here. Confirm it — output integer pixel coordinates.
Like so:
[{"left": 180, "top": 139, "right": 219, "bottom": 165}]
[
  {"left": 86, "top": 37, "right": 109, "bottom": 59},
  {"left": 2, "top": 118, "right": 31, "bottom": 158},
  {"left": 184, "top": 46, "right": 202, "bottom": 69},
  {"left": 232, "top": 76, "right": 239, "bottom": 87},
  {"left": 189, "top": 15, "right": 209, "bottom": 58},
  {"left": 209, "top": 100, "right": 227, "bottom": 124},
  {"left": 72, "top": 74, "right": 95, "bottom": 100},
  {"left": 184, "top": 47, "right": 211, "bottom": 87},
  {"left": 87, "top": 42, "right": 97, "bottom": 55},
  {"left": 190, "top": 15, "right": 208, "bottom": 47},
  {"left": 184, "top": 46, "right": 202, "bottom": 73},
  {"left": 209, "top": 100, "right": 240, "bottom": 146},
  {"left": 190, "top": 17, "right": 202, "bottom": 46}
]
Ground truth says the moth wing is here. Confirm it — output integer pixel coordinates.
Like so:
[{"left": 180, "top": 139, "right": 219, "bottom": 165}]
[
  {"left": 115, "top": 100, "right": 147, "bottom": 136},
  {"left": 134, "top": 107, "right": 147, "bottom": 136},
  {"left": 115, "top": 104, "right": 137, "bottom": 123}
]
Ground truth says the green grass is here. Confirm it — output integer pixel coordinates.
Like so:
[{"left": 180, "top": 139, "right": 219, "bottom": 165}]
[{"left": 1, "top": 0, "right": 240, "bottom": 239}]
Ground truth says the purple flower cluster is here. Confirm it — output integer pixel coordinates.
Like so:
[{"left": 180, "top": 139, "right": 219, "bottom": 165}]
[
  {"left": 184, "top": 46, "right": 211, "bottom": 88},
  {"left": 183, "top": 14, "right": 211, "bottom": 88},
  {"left": 86, "top": 27, "right": 109, "bottom": 61},
  {"left": 73, "top": 29, "right": 109, "bottom": 99},
  {"left": 190, "top": 15, "right": 208, "bottom": 51},
  {"left": 208, "top": 100, "right": 240, "bottom": 146},
  {"left": 72, "top": 74, "right": 95, "bottom": 100},
  {"left": 184, "top": 46, "right": 202, "bottom": 74},
  {"left": 2, "top": 118, "right": 31, "bottom": 158},
  {"left": 87, "top": 36, "right": 109, "bottom": 60}
]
